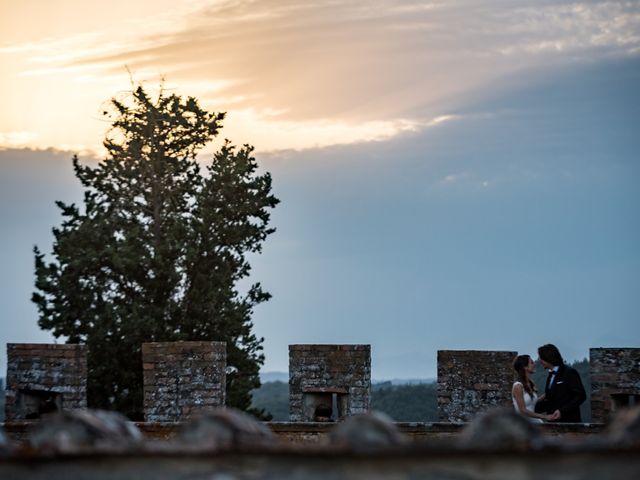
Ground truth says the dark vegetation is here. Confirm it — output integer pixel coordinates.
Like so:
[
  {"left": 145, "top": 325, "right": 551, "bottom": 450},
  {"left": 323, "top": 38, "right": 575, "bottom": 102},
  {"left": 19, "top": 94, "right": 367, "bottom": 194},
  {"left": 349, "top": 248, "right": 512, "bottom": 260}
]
[
  {"left": 250, "top": 380, "right": 289, "bottom": 421},
  {"left": 370, "top": 382, "right": 438, "bottom": 421}
]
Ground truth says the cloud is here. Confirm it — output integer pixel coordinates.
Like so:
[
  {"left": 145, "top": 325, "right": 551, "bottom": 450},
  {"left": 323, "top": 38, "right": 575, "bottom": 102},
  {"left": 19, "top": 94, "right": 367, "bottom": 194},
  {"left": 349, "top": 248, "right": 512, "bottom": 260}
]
[
  {"left": 66, "top": 2, "right": 640, "bottom": 100},
  {"left": 438, "top": 171, "right": 492, "bottom": 190},
  {"left": 1, "top": 0, "right": 639, "bottom": 152},
  {"left": 0, "top": 131, "right": 39, "bottom": 147},
  {"left": 425, "top": 115, "right": 459, "bottom": 127},
  {"left": 221, "top": 110, "right": 421, "bottom": 151},
  {"left": 495, "top": 2, "right": 640, "bottom": 56}
]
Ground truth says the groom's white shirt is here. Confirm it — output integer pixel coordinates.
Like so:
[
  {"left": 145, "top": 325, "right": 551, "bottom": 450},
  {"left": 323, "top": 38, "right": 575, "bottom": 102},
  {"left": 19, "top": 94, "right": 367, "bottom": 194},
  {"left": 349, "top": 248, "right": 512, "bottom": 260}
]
[{"left": 548, "top": 366, "right": 560, "bottom": 387}]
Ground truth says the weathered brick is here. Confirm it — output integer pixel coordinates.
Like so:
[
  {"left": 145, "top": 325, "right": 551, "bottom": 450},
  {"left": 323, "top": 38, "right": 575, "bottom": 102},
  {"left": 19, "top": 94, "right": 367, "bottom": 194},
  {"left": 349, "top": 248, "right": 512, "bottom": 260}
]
[
  {"left": 141, "top": 341, "right": 226, "bottom": 422},
  {"left": 437, "top": 350, "right": 515, "bottom": 423},
  {"left": 289, "top": 344, "right": 371, "bottom": 422},
  {"left": 5, "top": 343, "right": 88, "bottom": 421},
  {"left": 590, "top": 348, "right": 640, "bottom": 422}
]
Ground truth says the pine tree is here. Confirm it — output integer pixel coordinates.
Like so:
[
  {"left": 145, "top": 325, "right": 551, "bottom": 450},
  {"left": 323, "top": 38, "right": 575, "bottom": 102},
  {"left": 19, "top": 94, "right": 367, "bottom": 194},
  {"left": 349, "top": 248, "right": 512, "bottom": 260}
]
[{"left": 33, "top": 84, "right": 279, "bottom": 419}]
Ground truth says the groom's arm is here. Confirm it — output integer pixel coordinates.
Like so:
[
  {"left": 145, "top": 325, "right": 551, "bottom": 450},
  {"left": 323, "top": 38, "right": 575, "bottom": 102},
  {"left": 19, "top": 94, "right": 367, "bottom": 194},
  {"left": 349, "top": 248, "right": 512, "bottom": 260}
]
[
  {"left": 559, "top": 368, "right": 586, "bottom": 417},
  {"left": 534, "top": 399, "right": 548, "bottom": 414}
]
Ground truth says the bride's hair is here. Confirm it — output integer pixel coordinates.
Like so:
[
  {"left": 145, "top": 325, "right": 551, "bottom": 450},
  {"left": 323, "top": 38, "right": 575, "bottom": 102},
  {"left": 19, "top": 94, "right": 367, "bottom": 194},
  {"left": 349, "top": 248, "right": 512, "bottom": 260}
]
[{"left": 513, "top": 354, "right": 537, "bottom": 396}]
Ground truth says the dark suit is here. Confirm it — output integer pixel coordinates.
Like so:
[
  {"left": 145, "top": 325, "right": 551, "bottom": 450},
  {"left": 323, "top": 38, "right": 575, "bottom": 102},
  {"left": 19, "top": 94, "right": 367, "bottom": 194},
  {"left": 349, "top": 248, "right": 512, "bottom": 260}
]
[{"left": 534, "top": 364, "right": 586, "bottom": 422}]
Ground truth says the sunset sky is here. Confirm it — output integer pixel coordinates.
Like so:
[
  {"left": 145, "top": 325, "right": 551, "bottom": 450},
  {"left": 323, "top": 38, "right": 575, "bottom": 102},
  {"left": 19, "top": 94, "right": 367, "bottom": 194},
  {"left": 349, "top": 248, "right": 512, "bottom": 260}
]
[{"left": 1, "top": 0, "right": 639, "bottom": 380}]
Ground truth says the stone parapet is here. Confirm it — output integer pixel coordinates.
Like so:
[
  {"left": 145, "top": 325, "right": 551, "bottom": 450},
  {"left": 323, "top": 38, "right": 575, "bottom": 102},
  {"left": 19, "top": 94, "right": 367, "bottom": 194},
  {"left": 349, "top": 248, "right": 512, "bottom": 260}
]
[
  {"left": 590, "top": 348, "right": 640, "bottom": 422},
  {"left": 2, "top": 447, "right": 638, "bottom": 480},
  {"left": 0, "top": 420, "right": 606, "bottom": 445},
  {"left": 4, "top": 343, "right": 87, "bottom": 421},
  {"left": 142, "top": 341, "right": 226, "bottom": 422},
  {"left": 437, "top": 350, "right": 516, "bottom": 422},
  {"left": 289, "top": 345, "right": 371, "bottom": 422}
]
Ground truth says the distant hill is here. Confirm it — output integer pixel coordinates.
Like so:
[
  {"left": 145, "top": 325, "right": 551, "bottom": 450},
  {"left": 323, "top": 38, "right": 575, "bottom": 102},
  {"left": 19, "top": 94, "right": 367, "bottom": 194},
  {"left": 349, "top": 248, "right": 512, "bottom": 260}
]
[
  {"left": 259, "top": 371, "right": 289, "bottom": 383},
  {"left": 370, "top": 382, "right": 438, "bottom": 421},
  {"left": 375, "top": 378, "right": 436, "bottom": 385},
  {"left": 259, "top": 371, "right": 435, "bottom": 386},
  {"left": 251, "top": 380, "right": 289, "bottom": 421}
]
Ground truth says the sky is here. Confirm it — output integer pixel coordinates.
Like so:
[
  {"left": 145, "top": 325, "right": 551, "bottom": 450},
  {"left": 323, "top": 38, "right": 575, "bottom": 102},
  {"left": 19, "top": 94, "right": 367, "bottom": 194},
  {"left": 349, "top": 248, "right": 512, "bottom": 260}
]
[{"left": 1, "top": 0, "right": 639, "bottom": 381}]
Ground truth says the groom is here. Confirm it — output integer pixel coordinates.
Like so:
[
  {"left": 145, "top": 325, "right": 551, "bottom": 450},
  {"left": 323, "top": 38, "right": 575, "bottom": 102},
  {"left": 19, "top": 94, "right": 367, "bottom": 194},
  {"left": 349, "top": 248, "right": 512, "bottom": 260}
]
[{"left": 534, "top": 343, "right": 587, "bottom": 422}]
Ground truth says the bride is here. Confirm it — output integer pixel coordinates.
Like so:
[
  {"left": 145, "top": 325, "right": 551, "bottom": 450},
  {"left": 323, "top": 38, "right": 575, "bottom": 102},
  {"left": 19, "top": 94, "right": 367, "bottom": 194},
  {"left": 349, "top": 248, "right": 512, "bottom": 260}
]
[{"left": 512, "top": 354, "right": 559, "bottom": 423}]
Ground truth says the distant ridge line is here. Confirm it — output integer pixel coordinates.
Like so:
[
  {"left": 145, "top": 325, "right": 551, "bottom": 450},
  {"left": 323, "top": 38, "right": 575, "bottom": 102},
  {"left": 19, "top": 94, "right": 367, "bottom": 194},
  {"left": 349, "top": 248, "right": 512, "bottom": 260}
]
[{"left": 259, "top": 371, "right": 435, "bottom": 385}]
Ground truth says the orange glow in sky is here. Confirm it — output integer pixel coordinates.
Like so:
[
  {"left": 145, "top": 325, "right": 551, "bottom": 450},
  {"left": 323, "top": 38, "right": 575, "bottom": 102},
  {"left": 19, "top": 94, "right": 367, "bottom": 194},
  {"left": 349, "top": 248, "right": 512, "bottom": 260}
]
[{"left": 3, "top": 0, "right": 638, "bottom": 155}]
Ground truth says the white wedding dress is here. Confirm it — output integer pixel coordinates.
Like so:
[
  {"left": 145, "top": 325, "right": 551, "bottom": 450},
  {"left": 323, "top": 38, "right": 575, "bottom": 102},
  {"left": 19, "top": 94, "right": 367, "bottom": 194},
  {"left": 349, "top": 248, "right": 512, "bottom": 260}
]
[{"left": 512, "top": 381, "right": 543, "bottom": 423}]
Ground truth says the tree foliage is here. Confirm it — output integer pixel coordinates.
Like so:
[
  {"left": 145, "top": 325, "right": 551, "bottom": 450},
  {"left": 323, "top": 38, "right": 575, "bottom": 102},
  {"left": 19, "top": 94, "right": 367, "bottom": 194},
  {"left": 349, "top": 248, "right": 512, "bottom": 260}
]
[
  {"left": 371, "top": 382, "right": 438, "bottom": 422},
  {"left": 33, "top": 84, "right": 279, "bottom": 419},
  {"left": 250, "top": 380, "right": 290, "bottom": 421}
]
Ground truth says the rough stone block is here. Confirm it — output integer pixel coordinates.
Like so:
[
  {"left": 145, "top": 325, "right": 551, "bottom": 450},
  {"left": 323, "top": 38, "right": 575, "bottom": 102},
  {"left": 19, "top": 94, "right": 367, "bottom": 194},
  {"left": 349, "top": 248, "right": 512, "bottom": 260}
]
[
  {"left": 5, "top": 343, "right": 88, "bottom": 421},
  {"left": 289, "top": 344, "right": 371, "bottom": 422},
  {"left": 591, "top": 348, "right": 640, "bottom": 422},
  {"left": 437, "top": 350, "right": 516, "bottom": 423},
  {"left": 142, "top": 341, "right": 226, "bottom": 422}
]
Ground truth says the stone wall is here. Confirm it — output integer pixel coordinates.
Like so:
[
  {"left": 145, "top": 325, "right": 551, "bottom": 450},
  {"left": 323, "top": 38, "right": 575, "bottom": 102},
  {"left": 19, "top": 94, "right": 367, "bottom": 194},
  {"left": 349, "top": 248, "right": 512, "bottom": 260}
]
[
  {"left": 591, "top": 347, "right": 640, "bottom": 422},
  {"left": 4, "top": 343, "right": 87, "bottom": 421},
  {"left": 0, "top": 420, "right": 605, "bottom": 445},
  {"left": 289, "top": 345, "right": 371, "bottom": 422},
  {"left": 437, "top": 350, "right": 516, "bottom": 422},
  {"left": 2, "top": 446, "right": 639, "bottom": 480},
  {"left": 0, "top": 407, "right": 636, "bottom": 480},
  {"left": 142, "top": 341, "right": 226, "bottom": 422}
]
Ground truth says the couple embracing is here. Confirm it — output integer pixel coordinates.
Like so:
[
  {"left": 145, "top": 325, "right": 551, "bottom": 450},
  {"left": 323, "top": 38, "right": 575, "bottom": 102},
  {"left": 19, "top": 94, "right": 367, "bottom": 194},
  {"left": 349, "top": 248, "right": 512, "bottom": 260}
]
[{"left": 512, "top": 344, "right": 587, "bottom": 423}]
